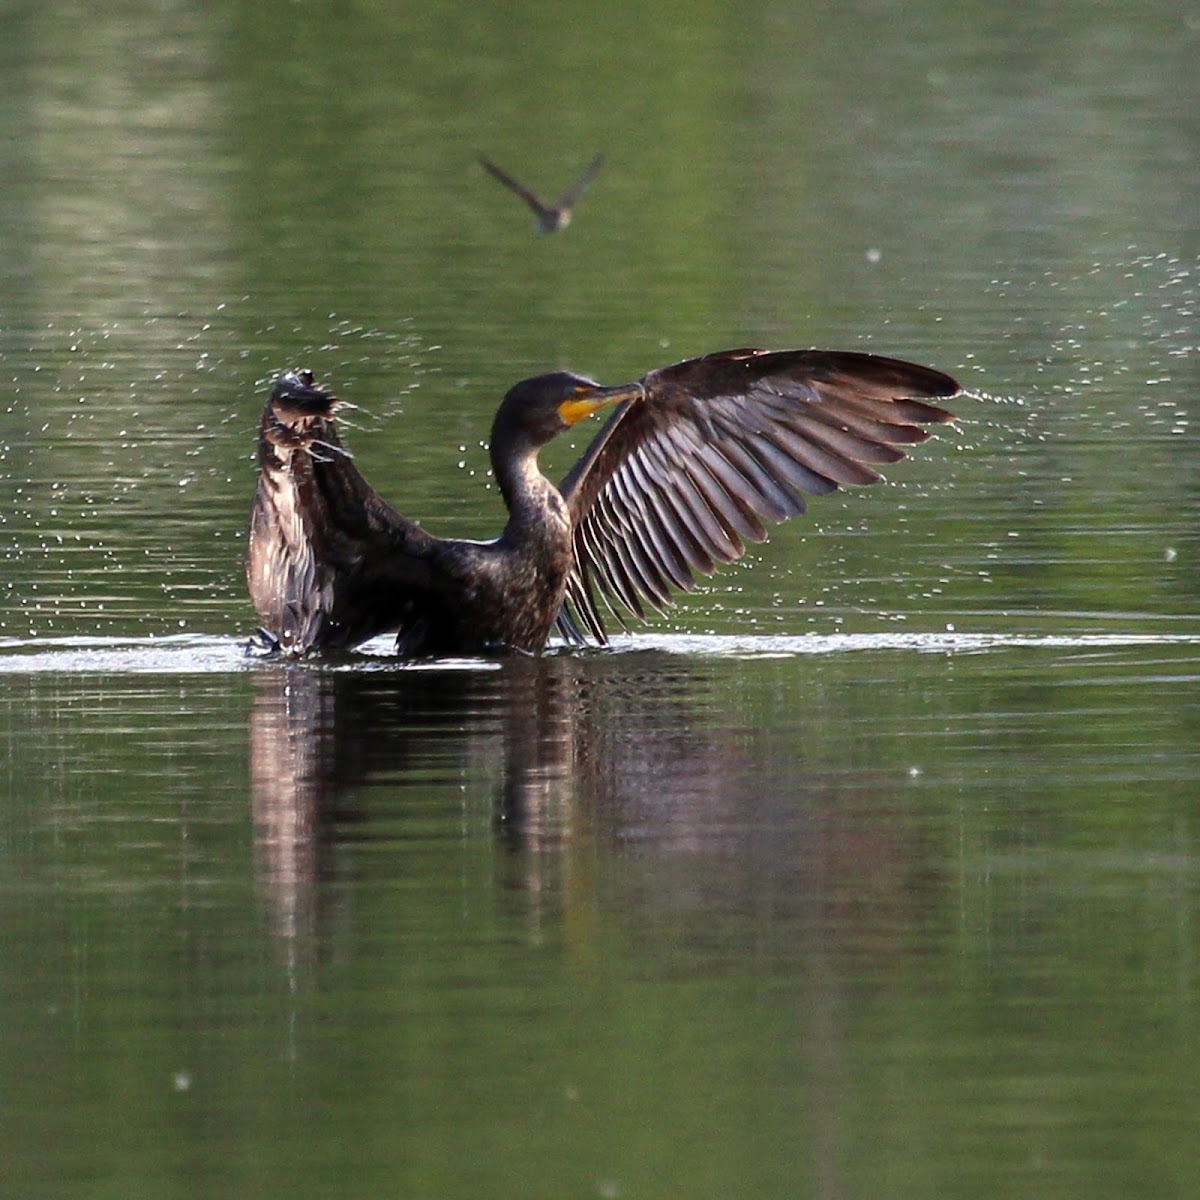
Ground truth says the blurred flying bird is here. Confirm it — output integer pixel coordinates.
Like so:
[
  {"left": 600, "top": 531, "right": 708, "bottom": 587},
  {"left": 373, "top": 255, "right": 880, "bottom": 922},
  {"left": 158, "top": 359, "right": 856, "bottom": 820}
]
[{"left": 478, "top": 152, "right": 606, "bottom": 233}]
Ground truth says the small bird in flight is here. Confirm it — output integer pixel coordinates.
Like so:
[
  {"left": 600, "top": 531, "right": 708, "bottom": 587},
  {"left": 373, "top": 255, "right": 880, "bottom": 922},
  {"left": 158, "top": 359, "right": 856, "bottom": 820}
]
[{"left": 478, "top": 152, "right": 606, "bottom": 233}]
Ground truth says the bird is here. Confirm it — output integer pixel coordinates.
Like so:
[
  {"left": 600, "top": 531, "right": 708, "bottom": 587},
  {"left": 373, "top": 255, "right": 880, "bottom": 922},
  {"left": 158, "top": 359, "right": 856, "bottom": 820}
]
[
  {"left": 478, "top": 152, "right": 605, "bottom": 233},
  {"left": 246, "top": 348, "right": 960, "bottom": 658}
]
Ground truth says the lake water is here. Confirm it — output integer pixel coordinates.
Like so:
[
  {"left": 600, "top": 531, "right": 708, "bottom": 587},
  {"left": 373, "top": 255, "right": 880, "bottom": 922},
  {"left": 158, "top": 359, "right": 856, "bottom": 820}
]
[{"left": 1, "top": 1, "right": 1198, "bottom": 1197}]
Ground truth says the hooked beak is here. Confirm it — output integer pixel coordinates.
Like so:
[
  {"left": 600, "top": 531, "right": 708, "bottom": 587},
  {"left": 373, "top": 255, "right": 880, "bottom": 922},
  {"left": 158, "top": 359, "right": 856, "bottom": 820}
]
[{"left": 557, "top": 381, "right": 645, "bottom": 427}]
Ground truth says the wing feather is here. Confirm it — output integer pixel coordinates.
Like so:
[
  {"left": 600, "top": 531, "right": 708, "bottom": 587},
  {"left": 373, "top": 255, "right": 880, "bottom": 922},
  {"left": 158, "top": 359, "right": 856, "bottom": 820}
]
[{"left": 622, "top": 456, "right": 697, "bottom": 590}]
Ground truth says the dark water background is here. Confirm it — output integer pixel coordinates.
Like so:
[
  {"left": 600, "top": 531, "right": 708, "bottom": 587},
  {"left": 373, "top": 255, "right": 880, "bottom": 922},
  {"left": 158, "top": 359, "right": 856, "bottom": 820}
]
[{"left": 1, "top": 1, "right": 1198, "bottom": 1197}]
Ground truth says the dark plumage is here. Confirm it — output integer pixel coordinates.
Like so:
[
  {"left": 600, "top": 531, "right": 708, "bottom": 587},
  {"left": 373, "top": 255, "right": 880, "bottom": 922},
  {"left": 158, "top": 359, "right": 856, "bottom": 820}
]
[
  {"left": 247, "top": 348, "right": 960, "bottom": 657},
  {"left": 478, "top": 152, "right": 605, "bottom": 233}
]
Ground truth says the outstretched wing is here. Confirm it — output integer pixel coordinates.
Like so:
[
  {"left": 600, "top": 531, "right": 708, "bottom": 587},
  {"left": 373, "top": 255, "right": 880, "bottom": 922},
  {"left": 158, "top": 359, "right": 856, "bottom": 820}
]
[
  {"left": 557, "top": 152, "right": 606, "bottom": 209},
  {"left": 247, "top": 371, "right": 443, "bottom": 654},
  {"left": 556, "top": 347, "right": 959, "bottom": 643},
  {"left": 478, "top": 154, "right": 552, "bottom": 218}
]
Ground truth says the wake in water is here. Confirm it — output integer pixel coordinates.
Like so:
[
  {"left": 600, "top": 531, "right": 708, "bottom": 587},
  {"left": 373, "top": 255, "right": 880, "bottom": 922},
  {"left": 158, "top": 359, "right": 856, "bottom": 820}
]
[{"left": 1, "top": 630, "right": 1198, "bottom": 675}]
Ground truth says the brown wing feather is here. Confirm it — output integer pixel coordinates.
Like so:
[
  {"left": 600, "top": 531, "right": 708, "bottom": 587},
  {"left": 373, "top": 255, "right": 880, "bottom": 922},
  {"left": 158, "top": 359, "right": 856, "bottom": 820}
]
[{"left": 557, "top": 347, "right": 959, "bottom": 644}]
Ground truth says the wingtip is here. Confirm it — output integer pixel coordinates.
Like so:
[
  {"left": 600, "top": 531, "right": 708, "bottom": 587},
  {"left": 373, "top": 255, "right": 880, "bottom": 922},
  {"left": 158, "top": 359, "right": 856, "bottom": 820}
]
[{"left": 908, "top": 397, "right": 959, "bottom": 424}]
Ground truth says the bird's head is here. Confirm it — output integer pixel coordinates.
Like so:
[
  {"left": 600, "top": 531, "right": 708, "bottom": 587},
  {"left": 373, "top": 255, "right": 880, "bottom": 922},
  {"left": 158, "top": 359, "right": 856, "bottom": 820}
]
[
  {"left": 269, "top": 369, "right": 338, "bottom": 425},
  {"left": 496, "top": 371, "right": 645, "bottom": 449}
]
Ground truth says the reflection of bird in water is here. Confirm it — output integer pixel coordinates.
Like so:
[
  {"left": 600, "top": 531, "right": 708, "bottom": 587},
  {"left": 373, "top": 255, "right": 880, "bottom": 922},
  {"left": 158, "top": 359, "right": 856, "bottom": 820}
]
[
  {"left": 247, "top": 348, "right": 959, "bottom": 657},
  {"left": 478, "top": 152, "right": 605, "bottom": 233}
]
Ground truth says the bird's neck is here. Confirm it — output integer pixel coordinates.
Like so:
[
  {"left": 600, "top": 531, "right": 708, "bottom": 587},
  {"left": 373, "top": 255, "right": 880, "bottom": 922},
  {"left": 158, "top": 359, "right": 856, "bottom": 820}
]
[{"left": 492, "top": 437, "right": 568, "bottom": 548}]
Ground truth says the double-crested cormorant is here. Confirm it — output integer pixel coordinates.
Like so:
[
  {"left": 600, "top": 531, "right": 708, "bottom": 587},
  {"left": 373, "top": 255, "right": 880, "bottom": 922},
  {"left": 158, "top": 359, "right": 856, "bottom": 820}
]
[
  {"left": 478, "top": 153, "right": 606, "bottom": 233},
  {"left": 247, "top": 348, "right": 959, "bottom": 657}
]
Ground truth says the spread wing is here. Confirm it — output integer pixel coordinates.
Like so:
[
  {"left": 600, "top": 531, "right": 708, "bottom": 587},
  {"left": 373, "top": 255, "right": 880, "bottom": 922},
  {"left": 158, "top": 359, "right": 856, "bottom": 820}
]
[
  {"left": 557, "top": 152, "right": 606, "bottom": 208},
  {"left": 478, "top": 155, "right": 552, "bottom": 218},
  {"left": 556, "top": 347, "right": 960, "bottom": 644},
  {"left": 247, "top": 371, "right": 444, "bottom": 654}
]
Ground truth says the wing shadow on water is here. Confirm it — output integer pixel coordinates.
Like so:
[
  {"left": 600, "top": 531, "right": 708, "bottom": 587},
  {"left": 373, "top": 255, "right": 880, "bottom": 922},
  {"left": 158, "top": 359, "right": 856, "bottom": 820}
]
[
  {"left": 248, "top": 651, "right": 938, "bottom": 954},
  {"left": 248, "top": 652, "right": 737, "bottom": 940},
  {"left": 248, "top": 651, "right": 940, "bottom": 1184}
]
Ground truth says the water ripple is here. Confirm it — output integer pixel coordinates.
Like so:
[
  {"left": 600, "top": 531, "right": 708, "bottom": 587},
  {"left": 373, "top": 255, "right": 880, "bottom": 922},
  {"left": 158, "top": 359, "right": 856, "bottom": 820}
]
[{"left": 1, "top": 630, "right": 1198, "bottom": 674}]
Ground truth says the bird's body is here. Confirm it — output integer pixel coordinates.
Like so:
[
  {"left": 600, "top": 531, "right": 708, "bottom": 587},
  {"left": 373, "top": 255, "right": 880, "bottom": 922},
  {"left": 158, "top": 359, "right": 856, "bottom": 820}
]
[
  {"left": 478, "top": 153, "right": 605, "bottom": 233},
  {"left": 247, "top": 349, "right": 960, "bottom": 658}
]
